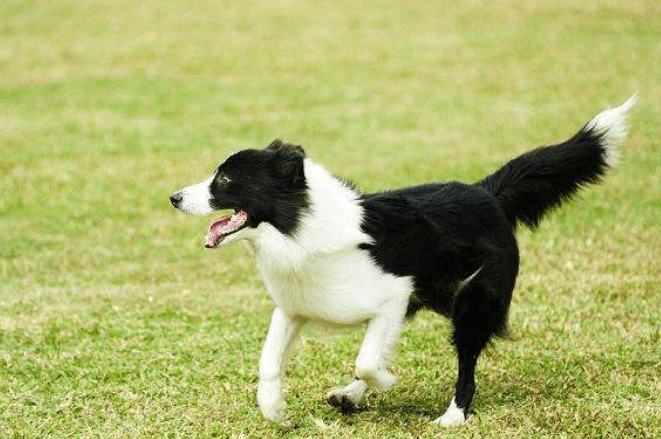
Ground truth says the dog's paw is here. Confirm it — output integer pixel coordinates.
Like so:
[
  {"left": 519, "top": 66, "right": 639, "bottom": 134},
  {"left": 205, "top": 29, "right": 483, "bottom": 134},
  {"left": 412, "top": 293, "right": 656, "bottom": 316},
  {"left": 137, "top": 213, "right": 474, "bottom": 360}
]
[
  {"left": 326, "top": 378, "right": 368, "bottom": 414},
  {"left": 258, "top": 379, "right": 286, "bottom": 422},
  {"left": 432, "top": 400, "right": 467, "bottom": 427},
  {"left": 327, "top": 389, "right": 360, "bottom": 414}
]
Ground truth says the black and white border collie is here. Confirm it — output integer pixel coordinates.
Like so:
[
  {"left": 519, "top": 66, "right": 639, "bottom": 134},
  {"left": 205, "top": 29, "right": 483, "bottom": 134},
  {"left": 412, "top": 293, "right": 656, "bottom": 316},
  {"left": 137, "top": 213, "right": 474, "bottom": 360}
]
[{"left": 170, "top": 97, "right": 634, "bottom": 426}]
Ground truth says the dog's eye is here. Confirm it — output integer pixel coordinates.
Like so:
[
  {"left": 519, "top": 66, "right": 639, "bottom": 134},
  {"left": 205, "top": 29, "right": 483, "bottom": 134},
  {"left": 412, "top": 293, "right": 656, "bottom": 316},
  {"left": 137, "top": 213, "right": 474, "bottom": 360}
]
[{"left": 218, "top": 175, "right": 231, "bottom": 185}]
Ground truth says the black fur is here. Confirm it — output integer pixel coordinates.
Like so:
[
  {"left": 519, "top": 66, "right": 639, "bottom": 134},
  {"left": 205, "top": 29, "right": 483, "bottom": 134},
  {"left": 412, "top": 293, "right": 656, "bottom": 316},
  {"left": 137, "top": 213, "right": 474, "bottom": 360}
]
[
  {"left": 209, "top": 140, "right": 309, "bottom": 235},
  {"left": 477, "top": 126, "right": 610, "bottom": 230},
  {"left": 357, "top": 124, "right": 612, "bottom": 416}
]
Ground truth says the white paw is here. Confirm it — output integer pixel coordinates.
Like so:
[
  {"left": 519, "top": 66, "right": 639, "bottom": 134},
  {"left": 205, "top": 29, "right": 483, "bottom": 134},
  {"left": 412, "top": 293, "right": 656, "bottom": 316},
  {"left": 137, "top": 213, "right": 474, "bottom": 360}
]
[
  {"left": 433, "top": 398, "right": 466, "bottom": 427},
  {"left": 258, "top": 379, "right": 286, "bottom": 422}
]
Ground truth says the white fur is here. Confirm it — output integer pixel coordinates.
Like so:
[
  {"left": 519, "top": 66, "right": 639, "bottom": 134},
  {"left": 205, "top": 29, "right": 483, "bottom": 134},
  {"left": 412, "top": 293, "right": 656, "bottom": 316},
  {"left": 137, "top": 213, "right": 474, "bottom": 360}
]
[
  {"left": 434, "top": 396, "right": 466, "bottom": 426},
  {"left": 173, "top": 175, "right": 215, "bottom": 215},
  {"left": 257, "top": 307, "right": 305, "bottom": 422},
  {"left": 456, "top": 266, "right": 482, "bottom": 294},
  {"left": 251, "top": 160, "right": 413, "bottom": 419},
  {"left": 244, "top": 159, "right": 413, "bottom": 325},
  {"left": 585, "top": 94, "right": 637, "bottom": 167}
]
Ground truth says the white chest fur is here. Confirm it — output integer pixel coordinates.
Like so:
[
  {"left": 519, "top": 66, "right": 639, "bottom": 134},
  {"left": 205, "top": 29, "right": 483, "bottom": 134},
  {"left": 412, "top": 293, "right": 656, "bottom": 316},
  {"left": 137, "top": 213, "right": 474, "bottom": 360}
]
[
  {"left": 248, "top": 159, "right": 413, "bottom": 325},
  {"left": 255, "top": 245, "right": 413, "bottom": 325}
]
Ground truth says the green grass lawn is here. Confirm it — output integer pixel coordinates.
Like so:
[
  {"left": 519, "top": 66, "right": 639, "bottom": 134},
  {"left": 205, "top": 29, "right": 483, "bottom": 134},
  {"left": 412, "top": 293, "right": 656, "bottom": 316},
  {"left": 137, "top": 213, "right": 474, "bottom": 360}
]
[{"left": 1, "top": 0, "right": 660, "bottom": 437}]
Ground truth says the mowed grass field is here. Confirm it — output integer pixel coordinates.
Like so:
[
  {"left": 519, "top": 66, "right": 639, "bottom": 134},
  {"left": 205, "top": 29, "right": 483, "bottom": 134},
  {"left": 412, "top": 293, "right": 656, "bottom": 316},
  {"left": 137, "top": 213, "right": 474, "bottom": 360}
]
[{"left": 1, "top": 0, "right": 660, "bottom": 437}]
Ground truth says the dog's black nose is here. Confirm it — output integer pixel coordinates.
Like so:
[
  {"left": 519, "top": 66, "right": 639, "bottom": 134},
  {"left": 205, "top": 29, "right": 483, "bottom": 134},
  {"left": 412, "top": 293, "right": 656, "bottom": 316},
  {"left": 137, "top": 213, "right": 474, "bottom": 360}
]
[{"left": 170, "top": 192, "right": 183, "bottom": 208}]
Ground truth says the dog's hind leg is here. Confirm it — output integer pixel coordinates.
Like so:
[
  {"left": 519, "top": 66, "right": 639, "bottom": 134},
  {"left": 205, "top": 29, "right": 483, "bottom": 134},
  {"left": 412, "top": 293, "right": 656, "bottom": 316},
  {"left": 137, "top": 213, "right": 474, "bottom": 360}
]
[
  {"left": 434, "top": 263, "right": 514, "bottom": 426},
  {"left": 435, "top": 346, "right": 481, "bottom": 426},
  {"left": 327, "top": 298, "right": 408, "bottom": 413}
]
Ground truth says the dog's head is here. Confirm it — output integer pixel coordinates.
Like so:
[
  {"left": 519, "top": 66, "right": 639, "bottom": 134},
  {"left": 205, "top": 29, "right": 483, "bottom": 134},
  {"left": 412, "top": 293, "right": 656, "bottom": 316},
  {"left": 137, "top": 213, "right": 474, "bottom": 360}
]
[{"left": 170, "top": 140, "right": 309, "bottom": 248}]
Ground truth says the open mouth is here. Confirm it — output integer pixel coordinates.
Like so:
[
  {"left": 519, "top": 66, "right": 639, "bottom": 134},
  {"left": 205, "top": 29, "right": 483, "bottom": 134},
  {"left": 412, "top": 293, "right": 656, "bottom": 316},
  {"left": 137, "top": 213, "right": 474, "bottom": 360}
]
[{"left": 205, "top": 209, "right": 249, "bottom": 248}]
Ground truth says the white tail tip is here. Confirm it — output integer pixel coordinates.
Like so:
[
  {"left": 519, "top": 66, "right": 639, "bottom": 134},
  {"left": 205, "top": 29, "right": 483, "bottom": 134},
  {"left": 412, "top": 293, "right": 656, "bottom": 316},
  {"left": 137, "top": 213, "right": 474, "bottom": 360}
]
[{"left": 585, "top": 94, "right": 637, "bottom": 167}]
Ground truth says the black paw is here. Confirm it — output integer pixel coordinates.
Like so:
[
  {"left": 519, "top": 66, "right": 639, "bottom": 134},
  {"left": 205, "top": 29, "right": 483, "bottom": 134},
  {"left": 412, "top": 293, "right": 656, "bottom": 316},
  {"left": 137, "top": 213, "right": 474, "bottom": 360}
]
[{"left": 327, "top": 394, "right": 360, "bottom": 414}]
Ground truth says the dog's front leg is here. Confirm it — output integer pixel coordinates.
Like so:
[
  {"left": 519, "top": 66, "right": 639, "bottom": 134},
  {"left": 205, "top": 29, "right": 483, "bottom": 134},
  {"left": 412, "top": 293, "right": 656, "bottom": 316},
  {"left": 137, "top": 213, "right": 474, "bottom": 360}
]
[
  {"left": 328, "top": 299, "right": 407, "bottom": 413},
  {"left": 258, "top": 307, "right": 306, "bottom": 422}
]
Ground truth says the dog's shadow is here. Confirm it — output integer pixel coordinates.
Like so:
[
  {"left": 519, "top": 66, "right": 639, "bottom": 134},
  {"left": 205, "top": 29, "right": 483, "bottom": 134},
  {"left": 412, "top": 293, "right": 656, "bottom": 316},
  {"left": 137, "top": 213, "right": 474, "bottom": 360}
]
[{"left": 339, "top": 377, "right": 549, "bottom": 423}]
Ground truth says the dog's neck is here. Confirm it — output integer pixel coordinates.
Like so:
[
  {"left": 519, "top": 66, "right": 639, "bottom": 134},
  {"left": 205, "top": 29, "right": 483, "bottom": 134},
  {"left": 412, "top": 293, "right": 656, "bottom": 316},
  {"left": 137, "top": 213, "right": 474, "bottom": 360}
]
[{"left": 248, "top": 159, "right": 371, "bottom": 272}]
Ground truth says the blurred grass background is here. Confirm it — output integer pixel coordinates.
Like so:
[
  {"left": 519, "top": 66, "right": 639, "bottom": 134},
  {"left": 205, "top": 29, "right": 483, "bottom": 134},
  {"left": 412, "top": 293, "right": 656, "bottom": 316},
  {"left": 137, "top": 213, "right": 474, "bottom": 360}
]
[{"left": 1, "top": 0, "right": 659, "bottom": 437}]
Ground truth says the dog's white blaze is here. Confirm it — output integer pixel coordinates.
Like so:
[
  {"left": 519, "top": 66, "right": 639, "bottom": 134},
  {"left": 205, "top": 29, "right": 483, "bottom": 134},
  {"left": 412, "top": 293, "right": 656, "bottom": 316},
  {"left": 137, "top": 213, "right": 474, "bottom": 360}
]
[
  {"left": 174, "top": 175, "right": 215, "bottom": 215},
  {"left": 585, "top": 94, "right": 636, "bottom": 168}
]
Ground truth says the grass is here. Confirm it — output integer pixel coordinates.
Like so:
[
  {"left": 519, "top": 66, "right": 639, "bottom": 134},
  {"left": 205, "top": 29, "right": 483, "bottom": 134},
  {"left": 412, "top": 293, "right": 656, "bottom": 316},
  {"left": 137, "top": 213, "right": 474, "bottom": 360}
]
[{"left": 1, "top": 0, "right": 660, "bottom": 437}]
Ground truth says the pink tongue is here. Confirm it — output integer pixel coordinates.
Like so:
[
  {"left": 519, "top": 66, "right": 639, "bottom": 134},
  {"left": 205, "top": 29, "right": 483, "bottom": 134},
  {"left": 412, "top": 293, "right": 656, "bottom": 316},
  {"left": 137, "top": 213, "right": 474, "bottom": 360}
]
[{"left": 206, "top": 210, "right": 248, "bottom": 247}]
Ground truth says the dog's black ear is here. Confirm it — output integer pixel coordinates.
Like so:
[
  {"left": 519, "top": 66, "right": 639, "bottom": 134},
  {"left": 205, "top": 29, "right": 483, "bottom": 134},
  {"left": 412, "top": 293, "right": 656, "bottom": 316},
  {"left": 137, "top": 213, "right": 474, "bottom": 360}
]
[
  {"left": 266, "top": 139, "right": 306, "bottom": 157},
  {"left": 266, "top": 140, "right": 306, "bottom": 186}
]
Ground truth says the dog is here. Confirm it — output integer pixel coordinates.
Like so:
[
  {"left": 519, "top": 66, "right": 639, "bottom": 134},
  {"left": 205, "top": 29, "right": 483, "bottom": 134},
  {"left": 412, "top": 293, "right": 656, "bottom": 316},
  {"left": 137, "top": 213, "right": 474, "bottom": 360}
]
[{"left": 170, "top": 97, "right": 634, "bottom": 426}]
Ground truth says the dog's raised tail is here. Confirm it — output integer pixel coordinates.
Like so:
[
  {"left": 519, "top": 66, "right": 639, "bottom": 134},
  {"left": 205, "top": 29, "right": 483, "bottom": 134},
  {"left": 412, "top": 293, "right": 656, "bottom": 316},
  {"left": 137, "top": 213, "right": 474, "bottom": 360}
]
[{"left": 477, "top": 95, "right": 636, "bottom": 230}]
